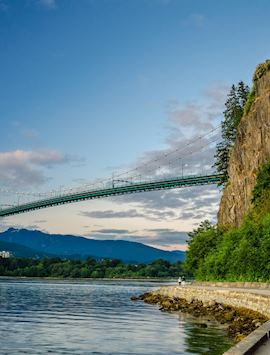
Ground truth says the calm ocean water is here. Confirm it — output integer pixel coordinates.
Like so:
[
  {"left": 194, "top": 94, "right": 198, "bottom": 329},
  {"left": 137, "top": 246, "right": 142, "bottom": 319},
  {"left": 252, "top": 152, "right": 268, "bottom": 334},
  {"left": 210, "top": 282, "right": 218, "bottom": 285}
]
[{"left": 0, "top": 279, "right": 233, "bottom": 354}]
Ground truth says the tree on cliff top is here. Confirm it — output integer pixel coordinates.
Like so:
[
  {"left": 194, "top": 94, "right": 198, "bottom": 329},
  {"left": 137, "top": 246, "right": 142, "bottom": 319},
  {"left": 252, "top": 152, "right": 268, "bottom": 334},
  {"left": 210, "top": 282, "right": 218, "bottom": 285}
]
[{"left": 214, "top": 82, "right": 249, "bottom": 184}]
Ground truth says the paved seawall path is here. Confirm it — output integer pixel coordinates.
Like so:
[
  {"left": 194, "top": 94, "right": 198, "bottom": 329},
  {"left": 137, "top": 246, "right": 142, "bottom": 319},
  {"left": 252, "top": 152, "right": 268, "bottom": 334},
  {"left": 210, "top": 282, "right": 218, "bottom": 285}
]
[
  {"left": 138, "top": 283, "right": 270, "bottom": 354},
  {"left": 155, "top": 284, "right": 270, "bottom": 317}
]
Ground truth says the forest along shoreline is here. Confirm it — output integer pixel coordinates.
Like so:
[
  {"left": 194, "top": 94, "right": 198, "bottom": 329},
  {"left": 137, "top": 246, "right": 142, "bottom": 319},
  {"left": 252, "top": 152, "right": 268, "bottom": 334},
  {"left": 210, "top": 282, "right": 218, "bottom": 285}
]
[{"left": 131, "top": 285, "right": 269, "bottom": 344}]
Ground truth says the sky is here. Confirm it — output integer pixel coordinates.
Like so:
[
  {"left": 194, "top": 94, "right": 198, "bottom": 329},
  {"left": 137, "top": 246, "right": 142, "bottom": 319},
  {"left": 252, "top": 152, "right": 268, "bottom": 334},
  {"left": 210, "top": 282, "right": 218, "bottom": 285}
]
[{"left": 1, "top": 0, "right": 270, "bottom": 251}]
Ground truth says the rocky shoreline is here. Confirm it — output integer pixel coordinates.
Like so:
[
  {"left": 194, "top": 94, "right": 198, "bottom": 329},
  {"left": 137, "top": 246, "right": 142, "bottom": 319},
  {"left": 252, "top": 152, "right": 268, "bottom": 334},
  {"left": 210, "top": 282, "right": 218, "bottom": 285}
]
[{"left": 131, "top": 292, "right": 268, "bottom": 342}]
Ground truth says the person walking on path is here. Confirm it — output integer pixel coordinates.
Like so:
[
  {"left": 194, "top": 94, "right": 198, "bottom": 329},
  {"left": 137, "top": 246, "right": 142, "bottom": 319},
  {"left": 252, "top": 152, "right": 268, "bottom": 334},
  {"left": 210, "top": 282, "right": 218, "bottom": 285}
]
[{"left": 181, "top": 276, "right": 186, "bottom": 286}]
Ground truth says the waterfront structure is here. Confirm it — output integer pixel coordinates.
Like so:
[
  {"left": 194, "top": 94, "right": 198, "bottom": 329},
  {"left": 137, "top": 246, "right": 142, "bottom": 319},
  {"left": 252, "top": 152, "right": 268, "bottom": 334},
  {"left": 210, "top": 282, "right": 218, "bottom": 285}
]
[
  {"left": 0, "top": 251, "right": 11, "bottom": 258},
  {"left": 0, "top": 173, "right": 224, "bottom": 217}
]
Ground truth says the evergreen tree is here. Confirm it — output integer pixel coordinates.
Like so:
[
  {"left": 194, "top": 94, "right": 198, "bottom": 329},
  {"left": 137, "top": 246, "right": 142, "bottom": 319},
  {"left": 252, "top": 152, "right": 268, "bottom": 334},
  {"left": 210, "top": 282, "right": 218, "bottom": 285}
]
[
  {"left": 214, "top": 141, "right": 230, "bottom": 182},
  {"left": 214, "top": 81, "right": 249, "bottom": 184}
]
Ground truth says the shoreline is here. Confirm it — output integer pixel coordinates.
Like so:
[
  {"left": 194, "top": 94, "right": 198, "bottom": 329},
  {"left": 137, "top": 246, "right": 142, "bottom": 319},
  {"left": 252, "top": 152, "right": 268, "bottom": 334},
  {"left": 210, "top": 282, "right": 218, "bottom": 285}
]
[
  {"left": 132, "top": 291, "right": 268, "bottom": 343},
  {"left": 131, "top": 283, "right": 270, "bottom": 353},
  {"left": 0, "top": 275, "right": 177, "bottom": 282}
]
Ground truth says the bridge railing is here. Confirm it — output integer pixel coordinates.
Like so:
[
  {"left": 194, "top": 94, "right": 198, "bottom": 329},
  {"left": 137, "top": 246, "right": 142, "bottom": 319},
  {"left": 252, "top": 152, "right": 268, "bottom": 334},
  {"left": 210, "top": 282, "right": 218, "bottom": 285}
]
[{"left": 0, "top": 173, "right": 224, "bottom": 217}]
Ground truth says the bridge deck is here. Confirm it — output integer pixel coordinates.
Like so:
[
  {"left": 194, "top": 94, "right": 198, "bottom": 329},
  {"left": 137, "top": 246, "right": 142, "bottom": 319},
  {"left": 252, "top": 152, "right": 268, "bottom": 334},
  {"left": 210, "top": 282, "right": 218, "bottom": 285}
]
[{"left": 0, "top": 173, "right": 224, "bottom": 217}]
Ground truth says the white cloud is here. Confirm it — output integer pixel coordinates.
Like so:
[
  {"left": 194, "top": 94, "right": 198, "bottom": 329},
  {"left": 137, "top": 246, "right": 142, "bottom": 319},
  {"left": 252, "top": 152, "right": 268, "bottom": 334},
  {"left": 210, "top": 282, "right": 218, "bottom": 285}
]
[
  {"left": 169, "top": 102, "right": 213, "bottom": 132},
  {"left": 81, "top": 209, "right": 145, "bottom": 219},
  {"left": 84, "top": 227, "right": 188, "bottom": 250},
  {"left": 0, "top": 149, "right": 70, "bottom": 187},
  {"left": 122, "top": 83, "right": 227, "bottom": 180},
  {"left": 101, "top": 83, "right": 227, "bottom": 226},
  {"left": 204, "top": 84, "right": 229, "bottom": 120},
  {"left": 4, "top": 82, "right": 228, "bottom": 250}
]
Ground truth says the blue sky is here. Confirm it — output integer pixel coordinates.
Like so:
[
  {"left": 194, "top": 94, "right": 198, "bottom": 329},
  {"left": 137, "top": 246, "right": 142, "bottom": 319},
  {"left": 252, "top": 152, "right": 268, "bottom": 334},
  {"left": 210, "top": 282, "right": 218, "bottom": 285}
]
[{"left": 1, "top": 0, "right": 270, "bottom": 250}]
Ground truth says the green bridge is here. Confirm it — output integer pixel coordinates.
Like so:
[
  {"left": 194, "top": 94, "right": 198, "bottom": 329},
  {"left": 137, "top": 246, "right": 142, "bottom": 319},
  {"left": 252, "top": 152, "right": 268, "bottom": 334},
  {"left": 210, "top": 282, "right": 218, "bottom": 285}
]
[{"left": 0, "top": 173, "right": 224, "bottom": 218}]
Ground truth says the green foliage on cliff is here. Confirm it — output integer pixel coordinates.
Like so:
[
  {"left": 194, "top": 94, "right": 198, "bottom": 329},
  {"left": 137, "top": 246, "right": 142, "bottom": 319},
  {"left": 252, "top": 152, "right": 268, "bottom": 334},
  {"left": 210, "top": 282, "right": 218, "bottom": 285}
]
[
  {"left": 253, "top": 59, "right": 270, "bottom": 82},
  {"left": 185, "top": 215, "right": 270, "bottom": 281},
  {"left": 252, "top": 160, "right": 270, "bottom": 203},
  {"left": 0, "top": 257, "right": 186, "bottom": 279},
  {"left": 243, "top": 87, "right": 256, "bottom": 115},
  {"left": 214, "top": 82, "right": 249, "bottom": 184},
  {"left": 243, "top": 59, "right": 270, "bottom": 117},
  {"left": 185, "top": 220, "right": 219, "bottom": 272},
  {"left": 185, "top": 161, "right": 270, "bottom": 281}
]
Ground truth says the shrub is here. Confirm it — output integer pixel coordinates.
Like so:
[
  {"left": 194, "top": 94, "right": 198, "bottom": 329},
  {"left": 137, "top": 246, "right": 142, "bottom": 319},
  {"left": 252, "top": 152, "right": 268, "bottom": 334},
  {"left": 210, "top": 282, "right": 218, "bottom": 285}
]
[
  {"left": 253, "top": 59, "right": 270, "bottom": 82},
  {"left": 252, "top": 160, "right": 270, "bottom": 203}
]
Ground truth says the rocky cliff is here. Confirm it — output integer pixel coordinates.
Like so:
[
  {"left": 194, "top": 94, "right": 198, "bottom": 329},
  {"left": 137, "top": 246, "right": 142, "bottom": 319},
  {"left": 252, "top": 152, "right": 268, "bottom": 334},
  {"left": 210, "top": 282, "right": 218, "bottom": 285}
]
[{"left": 218, "top": 61, "right": 270, "bottom": 227}]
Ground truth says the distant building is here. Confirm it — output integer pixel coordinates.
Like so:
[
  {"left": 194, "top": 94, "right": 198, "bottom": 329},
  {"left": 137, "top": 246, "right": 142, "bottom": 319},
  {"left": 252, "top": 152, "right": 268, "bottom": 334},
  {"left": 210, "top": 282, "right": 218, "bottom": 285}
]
[{"left": 0, "top": 251, "right": 11, "bottom": 258}]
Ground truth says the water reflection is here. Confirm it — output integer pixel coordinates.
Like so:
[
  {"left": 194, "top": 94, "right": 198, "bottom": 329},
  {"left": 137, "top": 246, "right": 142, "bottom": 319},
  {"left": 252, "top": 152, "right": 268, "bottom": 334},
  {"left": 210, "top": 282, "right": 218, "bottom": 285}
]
[
  {"left": 180, "top": 314, "right": 233, "bottom": 355},
  {"left": 0, "top": 279, "right": 233, "bottom": 354}
]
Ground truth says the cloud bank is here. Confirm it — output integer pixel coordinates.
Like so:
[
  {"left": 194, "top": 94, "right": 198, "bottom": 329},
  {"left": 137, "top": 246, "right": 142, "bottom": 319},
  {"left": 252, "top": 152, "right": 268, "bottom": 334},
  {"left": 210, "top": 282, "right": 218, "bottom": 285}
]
[{"left": 0, "top": 150, "right": 70, "bottom": 187}]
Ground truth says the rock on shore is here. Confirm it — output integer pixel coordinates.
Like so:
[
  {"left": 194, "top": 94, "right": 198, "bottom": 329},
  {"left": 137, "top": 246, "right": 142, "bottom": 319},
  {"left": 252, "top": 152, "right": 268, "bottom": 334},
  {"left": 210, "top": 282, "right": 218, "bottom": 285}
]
[{"left": 131, "top": 292, "right": 268, "bottom": 342}]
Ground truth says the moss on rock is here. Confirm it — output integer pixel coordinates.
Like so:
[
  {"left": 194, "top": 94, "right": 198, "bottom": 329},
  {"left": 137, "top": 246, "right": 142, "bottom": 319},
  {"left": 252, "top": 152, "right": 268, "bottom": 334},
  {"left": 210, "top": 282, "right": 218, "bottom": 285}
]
[
  {"left": 253, "top": 59, "right": 270, "bottom": 82},
  {"left": 132, "top": 292, "right": 268, "bottom": 342}
]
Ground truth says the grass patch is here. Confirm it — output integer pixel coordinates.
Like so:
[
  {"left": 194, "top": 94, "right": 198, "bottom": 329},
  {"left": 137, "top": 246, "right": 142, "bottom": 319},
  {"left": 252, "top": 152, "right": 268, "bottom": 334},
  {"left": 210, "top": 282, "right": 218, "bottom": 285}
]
[{"left": 243, "top": 87, "right": 256, "bottom": 115}]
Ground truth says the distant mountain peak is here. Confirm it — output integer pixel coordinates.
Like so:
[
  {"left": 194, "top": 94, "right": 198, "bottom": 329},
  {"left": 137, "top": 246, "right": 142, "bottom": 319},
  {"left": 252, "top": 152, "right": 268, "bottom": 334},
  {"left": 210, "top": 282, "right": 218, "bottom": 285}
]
[{"left": 0, "top": 228, "right": 185, "bottom": 263}]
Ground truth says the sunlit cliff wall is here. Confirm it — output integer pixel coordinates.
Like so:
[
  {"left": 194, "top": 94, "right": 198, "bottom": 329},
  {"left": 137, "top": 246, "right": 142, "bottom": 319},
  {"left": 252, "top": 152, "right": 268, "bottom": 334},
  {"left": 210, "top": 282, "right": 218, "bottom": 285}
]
[{"left": 218, "top": 61, "right": 270, "bottom": 227}]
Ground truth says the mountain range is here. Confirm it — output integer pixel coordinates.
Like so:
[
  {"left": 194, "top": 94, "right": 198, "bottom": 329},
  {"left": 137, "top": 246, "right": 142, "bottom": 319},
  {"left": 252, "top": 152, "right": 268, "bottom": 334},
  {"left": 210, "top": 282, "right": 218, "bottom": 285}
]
[{"left": 0, "top": 228, "right": 185, "bottom": 263}]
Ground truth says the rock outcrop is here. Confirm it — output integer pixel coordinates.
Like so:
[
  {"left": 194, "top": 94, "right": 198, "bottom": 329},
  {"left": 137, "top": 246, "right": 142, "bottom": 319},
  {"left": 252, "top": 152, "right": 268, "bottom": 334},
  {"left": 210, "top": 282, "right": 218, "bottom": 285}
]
[
  {"left": 132, "top": 286, "right": 269, "bottom": 341},
  {"left": 218, "top": 61, "right": 270, "bottom": 227}
]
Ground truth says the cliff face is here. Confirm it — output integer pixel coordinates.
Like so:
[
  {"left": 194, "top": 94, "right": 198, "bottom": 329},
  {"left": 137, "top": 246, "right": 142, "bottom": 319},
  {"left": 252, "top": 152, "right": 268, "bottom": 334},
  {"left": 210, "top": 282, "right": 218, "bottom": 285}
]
[{"left": 218, "top": 64, "right": 270, "bottom": 227}]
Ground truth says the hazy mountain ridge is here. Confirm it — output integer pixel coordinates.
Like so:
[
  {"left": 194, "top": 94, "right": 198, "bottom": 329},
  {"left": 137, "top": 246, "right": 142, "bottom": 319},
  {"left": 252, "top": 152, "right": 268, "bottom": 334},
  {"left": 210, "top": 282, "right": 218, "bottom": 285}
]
[
  {"left": 0, "top": 228, "right": 185, "bottom": 263},
  {"left": 0, "top": 240, "right": 52, "bottom": 258}
]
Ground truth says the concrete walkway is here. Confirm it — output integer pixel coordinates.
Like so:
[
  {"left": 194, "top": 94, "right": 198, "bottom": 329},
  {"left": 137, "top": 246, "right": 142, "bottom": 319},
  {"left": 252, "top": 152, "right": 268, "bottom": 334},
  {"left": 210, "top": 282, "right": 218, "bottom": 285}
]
[{"left": 186, "top": 284, "right": 270, "bottom": 296}]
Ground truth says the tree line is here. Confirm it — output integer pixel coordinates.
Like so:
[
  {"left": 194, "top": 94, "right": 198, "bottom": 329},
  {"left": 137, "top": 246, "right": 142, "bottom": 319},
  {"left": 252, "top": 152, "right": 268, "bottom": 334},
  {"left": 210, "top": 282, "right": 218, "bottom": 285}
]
[
  {"left": 0, "top": 257, "right": 187, "bottom": 279},
  {"left": 185, "top": 159, "right": 270, "bottom": 281}
]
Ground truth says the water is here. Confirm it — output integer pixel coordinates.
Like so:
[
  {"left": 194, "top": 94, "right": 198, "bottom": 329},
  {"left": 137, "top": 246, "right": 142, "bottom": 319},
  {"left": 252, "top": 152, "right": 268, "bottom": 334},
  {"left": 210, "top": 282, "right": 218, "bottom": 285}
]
[{"left": 0, "top": 279, "right": 234, "bottom": 354}]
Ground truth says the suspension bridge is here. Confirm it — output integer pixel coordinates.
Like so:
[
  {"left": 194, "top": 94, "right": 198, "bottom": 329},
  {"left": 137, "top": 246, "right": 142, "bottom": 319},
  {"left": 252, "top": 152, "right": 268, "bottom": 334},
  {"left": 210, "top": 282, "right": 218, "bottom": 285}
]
[
  {"left": 0, "top": 125, "right": 225, "bottom": 218},
  {"left": 0, "top": 173, "right": 224, "bottom": 217}
]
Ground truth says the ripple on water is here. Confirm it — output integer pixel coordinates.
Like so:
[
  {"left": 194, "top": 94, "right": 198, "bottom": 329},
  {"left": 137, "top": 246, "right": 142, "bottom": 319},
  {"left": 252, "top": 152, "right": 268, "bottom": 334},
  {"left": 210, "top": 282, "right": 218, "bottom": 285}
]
[{"left": 0, "top": 279, "right": 234, "bottom": 354}]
